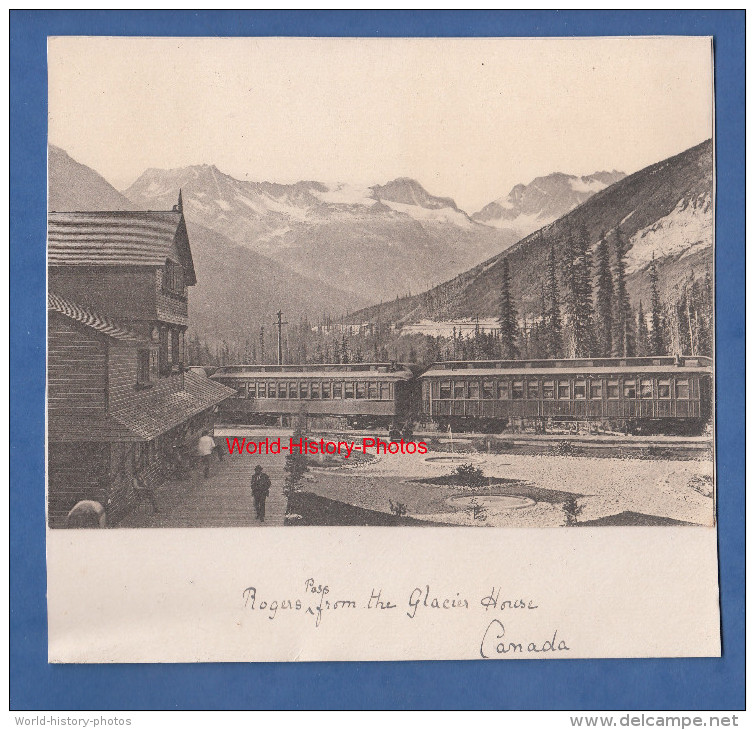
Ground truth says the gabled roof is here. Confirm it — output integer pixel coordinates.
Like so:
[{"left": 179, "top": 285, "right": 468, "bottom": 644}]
[
  {"left": 48, "top": 209, "right": 196, "bottom": 284},
  {"left": 48, "top": 291, "right": 143, "bottom": 342}
]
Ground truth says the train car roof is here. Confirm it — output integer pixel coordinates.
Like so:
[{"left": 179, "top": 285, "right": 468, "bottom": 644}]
[
  {"left": 212, "top": 363, "right": 414, "bottom": 380},
  {"left": 421, "top": 356, "right": 712, "bottom": 378}
]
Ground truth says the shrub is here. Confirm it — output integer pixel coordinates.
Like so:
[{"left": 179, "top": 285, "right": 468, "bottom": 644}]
[
  {"left": 388, "top": 499, "right": 408, "bottom": 517},
  {"left": 466, "top": 498, "right": 488, "bottom": 522},
  {"left": 562, "top": 495, "right": 584, "bottom": 526},
  {"left": 454, "top": 462, "right": 487, "bottom": 488}
]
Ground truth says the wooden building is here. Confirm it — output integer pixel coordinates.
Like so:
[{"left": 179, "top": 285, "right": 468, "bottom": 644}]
[{"left": 47, "top": 196, "right": 234, "bottom": 525}]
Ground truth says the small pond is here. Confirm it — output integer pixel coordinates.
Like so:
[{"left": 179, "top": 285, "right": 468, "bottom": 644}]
[{"left": 447, "top": 495, "right": 535, "bottom": 511}]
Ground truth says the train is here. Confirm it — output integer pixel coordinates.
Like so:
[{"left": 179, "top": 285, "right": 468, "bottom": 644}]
[
  {"left": 211, "top": 362, "right": 416, "bottom": 430},
  {"left": 210, "top": 355, "right": 713, "bottom": 435}
]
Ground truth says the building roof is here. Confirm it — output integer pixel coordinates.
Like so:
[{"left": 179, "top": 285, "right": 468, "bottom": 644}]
[
  {"left": 48, "top": 291, "right": 143, "bottom": 342},
  {"left": 109, "top": 371, "right": 235, "bottom": 441},
  {"left": 48, "top": 371, "right": 235, "bottom": 443},
  {"left": 48, "top": 209, "right": 196, "bottom": 284}
]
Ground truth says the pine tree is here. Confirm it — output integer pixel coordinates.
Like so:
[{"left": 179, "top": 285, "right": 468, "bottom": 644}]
[
  {"left": 545, "top": 244, "right": 563, "bottom": 358},
  {"left": 649, "top": 253, "right": 665, "bottom": 355},
  {"left": 564, "top": 224, "right": 594, "bottom": 357},
  {"left": 498, "top": 257, "right": 519, "bottom": 359},
  {"left": 612, "top": 227, "right": 634, "bottom": 356},
  {"left": 636, "top": 301, "right": 650, "bottom": 356},
  {"left": 594, "top": 233, "right": 614, "bottom": 357},
  {"left": 340, "top": 334, "right": 349, "bottom": 364}
]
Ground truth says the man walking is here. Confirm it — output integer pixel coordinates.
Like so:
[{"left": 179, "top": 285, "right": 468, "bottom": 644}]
[
  {"left": 251, "top": 464, "right": 271, "bottom": 522},
  {"left": 197, "top": 430, "right": 216, "bottom": 478}
]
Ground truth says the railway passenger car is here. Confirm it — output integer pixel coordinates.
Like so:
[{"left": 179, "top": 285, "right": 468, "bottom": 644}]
[
  {"left": 211, "top": 362, "right": 415, "bottom": 428},
  {"left": 419, "top": 356, "right": 713, "bottom": 434}
]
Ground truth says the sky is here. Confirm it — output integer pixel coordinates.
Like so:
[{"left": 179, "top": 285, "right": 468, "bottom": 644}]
[{"left": 48, "top": 36, "right": 713, "bottom": 213}]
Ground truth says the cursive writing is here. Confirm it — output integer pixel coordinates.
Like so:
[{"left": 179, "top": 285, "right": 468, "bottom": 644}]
[{"left": 480, "top": 619, "right": 570, "bottom": 658}]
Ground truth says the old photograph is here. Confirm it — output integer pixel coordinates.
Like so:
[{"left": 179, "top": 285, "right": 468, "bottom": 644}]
[{"left": 47, "top": 36, "right": 714, "bottom": 532}]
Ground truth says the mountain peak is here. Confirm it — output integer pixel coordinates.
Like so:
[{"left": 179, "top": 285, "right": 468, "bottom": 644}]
[
  {"left": 472, "top": 168, "right": 626, "bottom": 235},
  {"left": 371, "top": 177, "right": 460, "bottom": 211}
]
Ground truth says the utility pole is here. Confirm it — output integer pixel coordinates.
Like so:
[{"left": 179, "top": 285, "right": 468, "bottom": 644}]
[{"left": 275, "top": 310, "right": 288, "bottom": 365}]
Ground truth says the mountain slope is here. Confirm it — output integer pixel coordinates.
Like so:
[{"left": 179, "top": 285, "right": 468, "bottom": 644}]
[
  {"left": 48, "top": 145, "right": 137, "bottom": 212},
  {"left": 184, "top": 221, "right": 369, "bottom": 344},
  {"left": 473, "top": 170, "right": 626, "bottom": 237},
  {"left": 348, "top": 140, "right": 713, "bottom": 328},
  {"left": 47, "top": 146, "right": 368, "bottom": 343},
  {"left": 123, "top": 166, "right": 517, "bottom": 301}
]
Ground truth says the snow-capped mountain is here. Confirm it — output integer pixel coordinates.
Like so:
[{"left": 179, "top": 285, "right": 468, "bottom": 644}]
[
  {"left": 350, "top": 140, "right": 712, "bottom": 327},
  {"left": 47, "top": 147, "right": 369, "bottom": 345},
  {"left": 123, "top": 167, "right": 515, "bottom": 302},
  {"left": 472, "top": 170, "right": 626, "bottom": 238}
]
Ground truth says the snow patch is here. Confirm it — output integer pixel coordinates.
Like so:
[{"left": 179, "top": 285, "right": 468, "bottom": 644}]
[
  {"left": 626, "top": 194, "right": 712, "bottom": 273},
  {"left": 569, "top": 177, "right": 607, "bottom": 194},
  {"left": 314, "top": 183, "right": 375, "bottom": 207},
  {"left": 382, "top": 200, "right": 473, "bottom": 228}
]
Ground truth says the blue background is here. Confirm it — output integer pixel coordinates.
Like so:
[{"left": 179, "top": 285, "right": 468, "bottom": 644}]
[{"left": 10, "top": 10, "right": 745, "bottom": 710}]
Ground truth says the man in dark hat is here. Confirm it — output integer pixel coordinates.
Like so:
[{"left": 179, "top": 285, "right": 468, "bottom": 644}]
[{"left": 250, "top": 464, "right": 271, "bottom": 522}]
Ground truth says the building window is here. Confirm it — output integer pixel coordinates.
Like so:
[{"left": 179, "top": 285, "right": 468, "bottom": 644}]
[
  {"left": 542, "top": 381, "right": 555, "bottom": 399},
  {"left": 171, "top": 329, "right": 181, "bottom": 367},
  {"left": 310, "top": 382, "right": 321, "bottom": 399},
  {"left": 482, "top": 381, "right": 495, "bottom": 399},
  {"left": 607, "top": 380, "right": 619, "bottom": 399},
  {"left": 657, "top": 379, "right": 671, "bottom": 398},
  {"left": 163, "top": 259, "right": 184, "bottom": 294},
  {"left": 299, "top": 382, "right": 309, "bottom": 399},
  {"left": 468, "top": 381, "right": 480, "bottom": 399},
  {"left": 267, "top": 381, "right": 277, "bottom": 398},
  {"left": 640, "top": 379, "right": 653, "bottom": 399},
  {"left": 355, "top": 382, "right": 366, "bottom": 399},
  {"left": 278, "top": 382, "right": 287, "bottom": 398},
  {"left": 258, "top": 382, "right": 267, "bottom": 398},
  {"left": 344, "top": 382, "right": 355, "bottom": 399},
  {"left": 558, "top": 381, "right": 570, "bottom": 399},
  {"left": 137, "top": 350, "right": 150, "bottom": 384},
  {"left": 623, "top": 380, "right": 636, "bottom": 398},
  {"left": 380, "top": 382, "right": 391, "bottom": 400},
  {"left": 247, "top": 381, "right": 256, "bottom": 399},
  {"left": 454, "top": 381, "right": 466, "bottom": 399},
  {"left": 333, "top": 382, "right": 342, "bottom": 399},
  {"left": 675, "top": 379, "right": 690, "bottom": 399},
  {"left": 497, "top": 381, "right": 509, "bottom": 399},
  {"left": 322, "top": 382, "right": 332, "bottom": 399},
  {"left": 527, "top": 381, "right": 539, "bottom": 399},
  {"left": 512, "top": 381, "right": 524, "bottom": 399},
  {"left": 440, "top": 381, "right": 452, "bottom": 399},
  {"left": 368, "top": 382, "right": 379, "bottom": 399},
  {"left": 574, "top": 381, "right": 586, "bottom": 399},
  {"left": 590, "top": 381, "right": 602, "bottom": 399}
]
